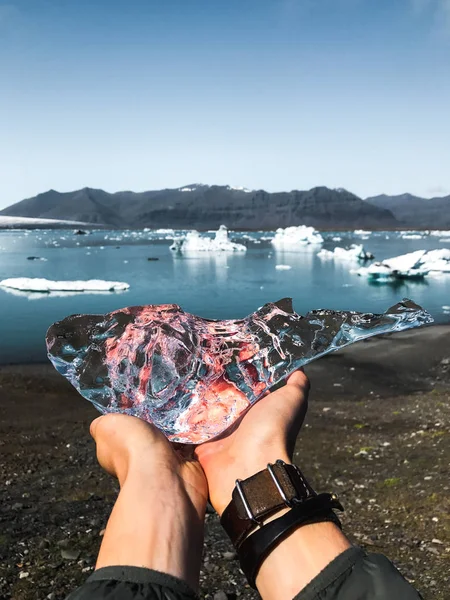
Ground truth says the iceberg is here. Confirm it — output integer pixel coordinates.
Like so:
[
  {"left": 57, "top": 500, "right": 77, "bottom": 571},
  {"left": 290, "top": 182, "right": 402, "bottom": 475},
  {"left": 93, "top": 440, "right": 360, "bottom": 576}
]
[
  {"left": 318, "top": 244, "right": 374, "bottom": 261},
  {"left": 356, "top": 249, "right": 450, "bottom": 281},
  {"left": 0, "top": 278, "right": 130, "bottom": 293},
  {"left": 46, "top": 297, "right": 432, "bottom": 444},
  {"left": 271, "top": 226, "right": 324, "bottom": 249},
  {"left": 354, "top": 229, "right": 371, "bottom": 235},
  {"left": 170, "top": 225, "right": 246, "bottom": 253},
  {"left": 430, "top": 230, "right": 450, "bottom": 237}
]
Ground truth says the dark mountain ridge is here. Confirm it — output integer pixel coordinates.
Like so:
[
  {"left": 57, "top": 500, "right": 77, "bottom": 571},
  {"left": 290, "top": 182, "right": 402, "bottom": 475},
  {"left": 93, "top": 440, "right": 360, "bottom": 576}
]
[
  {"left": 366, "top": 193, "right": 450, "bottom": 229},
  {"left": 1, "top": 185, "right": 398, "bottom": 229}
]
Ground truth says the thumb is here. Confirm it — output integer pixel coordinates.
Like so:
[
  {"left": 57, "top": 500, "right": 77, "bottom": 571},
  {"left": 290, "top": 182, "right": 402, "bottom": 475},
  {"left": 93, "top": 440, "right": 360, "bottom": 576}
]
[{"left": 89, "top": 415, "right": 106, "bottom": 442}]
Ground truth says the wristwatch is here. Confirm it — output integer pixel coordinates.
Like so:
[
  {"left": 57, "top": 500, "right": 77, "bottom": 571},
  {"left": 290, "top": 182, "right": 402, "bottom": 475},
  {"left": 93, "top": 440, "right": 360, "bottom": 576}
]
[
  {"left": 220, "top": 460, "right": 317, "bottom": 548},
  {"left": 220, "top": 460, "right": 344, "bottom": 588}
]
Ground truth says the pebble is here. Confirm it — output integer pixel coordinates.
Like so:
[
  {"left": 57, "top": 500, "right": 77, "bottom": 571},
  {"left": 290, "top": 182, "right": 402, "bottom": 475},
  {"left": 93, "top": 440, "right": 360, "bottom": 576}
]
[
  {"left": 214, "top": 592, "right": 228, "bottom": 600},
  {"left": 47, "top": 594, "right": 56, "bottom": 600},
  {"left": 61, "top": 548, "right": 81, "bottom": 560},
  {"left": 222, "top": 551, "right": 237, "bottom": 560},
  {"left": 19, "top": 572, "right": 29, "bottom": 579}
]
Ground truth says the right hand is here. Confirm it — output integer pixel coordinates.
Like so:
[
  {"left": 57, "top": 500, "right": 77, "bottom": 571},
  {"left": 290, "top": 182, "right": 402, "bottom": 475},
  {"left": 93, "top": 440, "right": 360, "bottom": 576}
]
[{"left": 195, "top": 370, "right": 310, "bottom": 515}]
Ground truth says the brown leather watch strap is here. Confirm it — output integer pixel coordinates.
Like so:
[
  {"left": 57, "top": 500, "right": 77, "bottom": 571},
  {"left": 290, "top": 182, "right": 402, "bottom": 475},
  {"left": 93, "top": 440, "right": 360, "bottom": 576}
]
[{"left": 220, "top": 460, "right": 316, "bottom": 549}]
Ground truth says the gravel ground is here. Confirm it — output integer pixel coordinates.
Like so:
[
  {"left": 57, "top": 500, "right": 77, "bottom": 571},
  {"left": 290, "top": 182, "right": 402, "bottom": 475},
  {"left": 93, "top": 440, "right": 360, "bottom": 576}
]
[{"left": 0, "top": 327, "right": 449, "bottom": 600}]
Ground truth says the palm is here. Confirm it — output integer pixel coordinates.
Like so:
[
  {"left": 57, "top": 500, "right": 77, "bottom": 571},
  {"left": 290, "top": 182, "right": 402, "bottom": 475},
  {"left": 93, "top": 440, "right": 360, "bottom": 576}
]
[{"left": 195, "top": 371, "right": 309, "bottom": 514}]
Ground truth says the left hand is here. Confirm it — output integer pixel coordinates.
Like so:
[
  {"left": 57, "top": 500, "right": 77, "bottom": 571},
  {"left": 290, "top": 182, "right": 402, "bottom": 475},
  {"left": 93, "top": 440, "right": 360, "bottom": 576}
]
[{"left": 90, "top": 413, "right": 208, "bottom": 515}]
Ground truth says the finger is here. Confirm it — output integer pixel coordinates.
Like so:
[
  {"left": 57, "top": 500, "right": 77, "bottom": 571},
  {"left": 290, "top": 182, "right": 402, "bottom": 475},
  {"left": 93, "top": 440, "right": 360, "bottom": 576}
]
[{"left": 285, "top": 369, "right": 310, "bottom": 392}]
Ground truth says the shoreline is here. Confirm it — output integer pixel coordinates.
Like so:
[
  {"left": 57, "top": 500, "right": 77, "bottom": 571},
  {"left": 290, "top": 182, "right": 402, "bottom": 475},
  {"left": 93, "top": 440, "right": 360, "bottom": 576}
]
[{"left": 1, "top": 324, "right": 449, "bottom": 389}]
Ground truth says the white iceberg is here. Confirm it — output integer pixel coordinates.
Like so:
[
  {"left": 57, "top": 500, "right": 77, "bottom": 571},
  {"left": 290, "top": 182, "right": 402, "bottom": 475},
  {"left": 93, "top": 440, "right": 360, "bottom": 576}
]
[
  {"left": 275, "top": 264, "right": 292, "bottom": 270},
  {"left": 317, "top": 244, "right": 374, "bottom": 261},
  {"left": 170, "top": 225, "right": 247, "bottom": 253},
  {"left": 430, "top": 230, "right": 450, "bottom": 237},
  {"left": 271, "top": 226, "right": 324, "bottom": 250},
  {"left": 354, "top": 229, "right": 371, "bottom": 235},
  {"left": 0, "top": 278, "right": 130, "bottom": 293},
  {"left": 356, "top": 249, "right": 450, "bottom": 281}
]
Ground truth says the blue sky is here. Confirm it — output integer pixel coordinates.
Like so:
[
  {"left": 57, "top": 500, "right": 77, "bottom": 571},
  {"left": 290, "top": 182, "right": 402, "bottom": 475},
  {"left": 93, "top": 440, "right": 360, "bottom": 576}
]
[{"left": 0, "top": 0, "right": 449, "bottom": 208}]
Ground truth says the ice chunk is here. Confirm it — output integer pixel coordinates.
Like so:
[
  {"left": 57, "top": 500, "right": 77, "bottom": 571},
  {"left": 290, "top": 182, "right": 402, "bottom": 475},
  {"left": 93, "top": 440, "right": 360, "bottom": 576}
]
[
  {"left": 357, "top": 249, "right": 450, "bottom": 281},
  {"left": 421, "top": 249, "right": 450, "bottom": 273},
  {"left": 271, "top": 226, "right": 324, "bottom": 249},
  {"left": 0, "top": 278, "right": 130, "bottom": 293},
  {"left": 275, "top": 264, "right": 292, "bottom": 270},
  {"left": 354, "top": 229, "right": 371, "bottom": 235},
  {"left": 318, "top": 244, "right": 374, "bottom": 261},
  {"left": 430, "top": 230, "right": 450, "bottom": 237},
  {"left": 170, "top": 225, "right": 246, "bottom": 253},
  {"left": 46, "top": 298, "right": 433, "bottom": 443}
]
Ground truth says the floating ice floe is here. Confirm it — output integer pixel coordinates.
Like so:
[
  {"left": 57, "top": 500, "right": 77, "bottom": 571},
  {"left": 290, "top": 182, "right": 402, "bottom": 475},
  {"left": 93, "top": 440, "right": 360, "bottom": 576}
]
[
  {"left": 354, "top": 229, "right": 371, "bottom": 236},
  {"left": 401, "top": 234, "right": 423, "bottom": 240},
  {"left": 271, "top": 226, "right": 324, "bottom": 250},
  {"left": 275, "top": 264, "right": 292, "bottom": 270},
  {"left": 170, "top": 225, "right": 247, "bottom": 253},
  {"left": 356, "top": 249, "right": 450, "bottom": 281},
  {"left": 318, "top": 244, "right": 374, "bottom": 262},
  {"left": 0, "top": 278, "right": 130, "bottom": 293},
  {"left": 429, "top": 230, "right": 450, "bottom": 237}
]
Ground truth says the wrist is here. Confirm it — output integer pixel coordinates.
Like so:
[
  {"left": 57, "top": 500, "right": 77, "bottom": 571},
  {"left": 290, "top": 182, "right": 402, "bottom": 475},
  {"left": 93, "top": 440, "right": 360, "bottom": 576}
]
[
  {"left": 212, "top": 449, "right": 292, "bottom": 516},
  {"left": 98, "top": 464, "right": 206, "bottom": 590}
]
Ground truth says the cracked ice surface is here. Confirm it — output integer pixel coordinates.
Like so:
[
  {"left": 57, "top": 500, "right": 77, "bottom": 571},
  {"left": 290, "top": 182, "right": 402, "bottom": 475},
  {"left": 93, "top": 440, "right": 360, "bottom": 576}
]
[{"left": 46, "top": 298, "right": 433, "bottom": 443}]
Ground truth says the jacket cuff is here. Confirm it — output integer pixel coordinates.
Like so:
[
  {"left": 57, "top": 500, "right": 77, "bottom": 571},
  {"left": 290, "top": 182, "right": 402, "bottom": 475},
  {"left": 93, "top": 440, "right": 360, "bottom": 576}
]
[
  {"left": 293, "top": 547, "right": 366, "bottom": 600},
  {"left": 86, "top": 565, "right": 198, "bottom": 597}
]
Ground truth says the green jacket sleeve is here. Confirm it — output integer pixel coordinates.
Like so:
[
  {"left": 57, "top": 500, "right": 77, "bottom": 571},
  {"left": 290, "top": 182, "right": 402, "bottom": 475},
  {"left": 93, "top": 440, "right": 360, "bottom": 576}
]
[{"left": 294, "top": 547, "right": 423, "bottom": 600}]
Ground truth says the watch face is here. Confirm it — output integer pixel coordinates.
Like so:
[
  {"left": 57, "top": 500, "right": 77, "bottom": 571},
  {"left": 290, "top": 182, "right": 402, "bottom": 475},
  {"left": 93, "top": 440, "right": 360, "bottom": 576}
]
[{"left": 46, "top": 298, "right": 431, "bottom": 443}]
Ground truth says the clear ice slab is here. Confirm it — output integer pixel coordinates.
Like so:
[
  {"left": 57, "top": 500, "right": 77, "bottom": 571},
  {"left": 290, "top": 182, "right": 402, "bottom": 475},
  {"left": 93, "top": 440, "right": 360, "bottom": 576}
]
[{"left": 46, "top": 298, "right": 433, "bottom": 443}]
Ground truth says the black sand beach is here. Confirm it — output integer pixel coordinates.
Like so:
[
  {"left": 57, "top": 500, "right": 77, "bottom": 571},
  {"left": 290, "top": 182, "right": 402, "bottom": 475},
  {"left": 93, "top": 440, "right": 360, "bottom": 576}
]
[{"left": 1, "top": 326, "right": 449, "bottom": 600}]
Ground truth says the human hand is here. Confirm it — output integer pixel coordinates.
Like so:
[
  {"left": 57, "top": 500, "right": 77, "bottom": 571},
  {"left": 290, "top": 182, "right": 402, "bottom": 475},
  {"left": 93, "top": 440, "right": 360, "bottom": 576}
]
[
  {"left": 90, "top": 413, "right": 207, "bottom": 506},
  {"left": 90, "top": 414, "right": 208, "bottom": 587},
  {"left": 195, "top": 370, "right": 309, "bottom": 515}
]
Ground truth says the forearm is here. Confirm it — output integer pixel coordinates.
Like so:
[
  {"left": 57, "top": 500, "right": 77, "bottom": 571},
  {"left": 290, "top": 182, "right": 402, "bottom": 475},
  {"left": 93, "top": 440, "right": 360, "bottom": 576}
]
[
  {"left": 255, "top": 519, "right": 351, "bottom": 600},
  {"left": 210, "top": 455, "right": 351, "bottom": 599},
  {"left": 96, "top": 464, "right": 205, "bottom": 591}
]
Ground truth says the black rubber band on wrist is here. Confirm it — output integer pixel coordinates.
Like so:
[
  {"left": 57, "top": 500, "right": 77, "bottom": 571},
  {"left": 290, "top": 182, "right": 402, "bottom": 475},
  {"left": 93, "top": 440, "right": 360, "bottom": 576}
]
[{"left": 237, "top": 493, "right": 343, "bottom": 589}]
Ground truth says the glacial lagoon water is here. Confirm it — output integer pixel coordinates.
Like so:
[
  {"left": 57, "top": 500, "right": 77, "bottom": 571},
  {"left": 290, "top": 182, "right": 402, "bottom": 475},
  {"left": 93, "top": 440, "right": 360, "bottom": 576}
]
[{"left": 0, "top": 228, "right": 449, "bottom": 364}]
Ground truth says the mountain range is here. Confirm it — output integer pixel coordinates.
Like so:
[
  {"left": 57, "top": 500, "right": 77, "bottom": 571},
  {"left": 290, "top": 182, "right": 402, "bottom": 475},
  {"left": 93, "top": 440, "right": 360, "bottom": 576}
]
[{"left": 1, "top": 185, "right": 449, "bottom": 229}]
